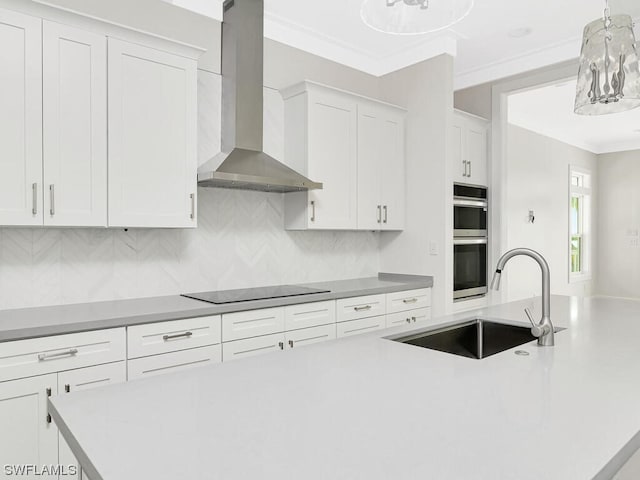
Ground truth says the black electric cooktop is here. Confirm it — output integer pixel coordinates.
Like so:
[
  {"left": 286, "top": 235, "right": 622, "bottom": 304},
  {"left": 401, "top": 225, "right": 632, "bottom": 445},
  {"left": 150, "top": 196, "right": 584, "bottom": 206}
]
[{"left": 182, "top": 285, "right": 330, "bottom": 305}]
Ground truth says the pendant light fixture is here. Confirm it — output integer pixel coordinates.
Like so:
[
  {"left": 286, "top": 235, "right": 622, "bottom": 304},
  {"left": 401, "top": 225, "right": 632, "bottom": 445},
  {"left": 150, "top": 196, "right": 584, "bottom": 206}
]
[
  {"left": 360, "top": 0, "right": 474, "bottom": 35},
  {"left": 574, "top": 0, "right": 640, "bottom": 115}
]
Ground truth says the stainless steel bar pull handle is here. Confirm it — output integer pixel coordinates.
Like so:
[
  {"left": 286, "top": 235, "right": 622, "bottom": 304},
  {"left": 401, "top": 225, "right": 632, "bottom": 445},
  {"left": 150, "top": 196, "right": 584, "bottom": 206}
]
[
  {"left": 32, "top": 183, "right": 37, "bottom": 215},
  {"left": 405, "top": 317, "right": 411, "bottom": 323},
  {"left": 383, "top": 205, "right": 388, "bottom": 224},
  {"left": 190, "top": 193, "right": 195, "bottom": 219},
  {"left": 278, "top": 341, "right": 284, "bottom": 350},
  {"left": 310, "top": 201, "right": 316, "bottom": 222},
  {"left": 38, "top": 348, "right": 78, "bottom": 361},
  {"left": 411, "top": 317, "right": 417, "bottom": 323},
  {"left": 468, "top": 160, "right": 472, "bottom": 177},
  {"left": 288, "top": 340, "right": 294, "bottom": 348},
  {"left": 354, "top": 305, "right": 372, "bottom": 312},
  {"left": 65, "top": 384, "right": 70, "bottom": 393},
  {"left": 377, "top": 205, "right": 381, "bottom": 223},
  {"left": 403, "top": 298, "right": 418, "bottom": 304},
  {"left": 49, "top": 185, "right": 55, "bottom": 216},
  {"left": 163, "top": 331, "right": 193, "bottom": 341}
]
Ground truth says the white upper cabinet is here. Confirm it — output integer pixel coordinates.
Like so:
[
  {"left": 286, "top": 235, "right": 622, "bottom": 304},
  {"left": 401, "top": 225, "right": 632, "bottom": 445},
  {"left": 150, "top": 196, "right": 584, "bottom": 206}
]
[
  {"left": 283, "top": 83, "right": 359, "bottom": 230},
  {"left": 43, "top": 21, "right": 107, "bottom": 227},
  {"left": 282, "top": 81, "right": 405, "bottom": 231},
  {"left": 108, "top": 38, "right": 198, "bottom": 228},
  {"left": 0, "top": 9, "right": 42, "bottom": 226},
  {"left": 452, "top": 110, "right": 489, "bottom": 186},
  {"left": 357, "top": 101, "right": 405, "bottom": 231}
]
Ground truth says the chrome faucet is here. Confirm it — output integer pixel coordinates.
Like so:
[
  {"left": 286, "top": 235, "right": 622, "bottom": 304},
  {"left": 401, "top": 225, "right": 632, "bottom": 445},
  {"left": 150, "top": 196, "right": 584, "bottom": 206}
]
[{"left": 490, "top": 248, "right": 555, "bottom": 347}]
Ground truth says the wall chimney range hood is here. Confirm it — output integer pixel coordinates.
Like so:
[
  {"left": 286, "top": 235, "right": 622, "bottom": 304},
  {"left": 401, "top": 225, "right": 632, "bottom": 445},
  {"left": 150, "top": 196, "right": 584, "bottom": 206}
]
[{"left": 197, "top": 0, "right": 322, "bottom": 193}]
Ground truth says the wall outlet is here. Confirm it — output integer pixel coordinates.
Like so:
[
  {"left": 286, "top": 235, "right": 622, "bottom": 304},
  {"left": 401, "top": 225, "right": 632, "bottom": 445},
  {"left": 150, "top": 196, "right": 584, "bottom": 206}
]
[{"left": 429, "top": 241, "right": 439, "bottom": 256}]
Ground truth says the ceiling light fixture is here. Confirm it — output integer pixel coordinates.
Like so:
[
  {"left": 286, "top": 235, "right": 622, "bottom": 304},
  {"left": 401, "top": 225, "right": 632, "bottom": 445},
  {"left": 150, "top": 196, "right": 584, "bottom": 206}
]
[
  {"left": 360, "top": 0, "right": 475, "bottom": 35},
  {"left": 574, "top": 0, "right": 640, "bottom": 115}
]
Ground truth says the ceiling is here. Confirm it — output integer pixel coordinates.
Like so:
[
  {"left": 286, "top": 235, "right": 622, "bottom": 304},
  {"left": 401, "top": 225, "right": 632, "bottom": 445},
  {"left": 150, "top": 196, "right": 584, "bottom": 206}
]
[
  {"left": 508, "top": 79, "right": 640, "bottom": 154},
  {"left": 167, "top": 0, "right": 640, "bottom": 90}
]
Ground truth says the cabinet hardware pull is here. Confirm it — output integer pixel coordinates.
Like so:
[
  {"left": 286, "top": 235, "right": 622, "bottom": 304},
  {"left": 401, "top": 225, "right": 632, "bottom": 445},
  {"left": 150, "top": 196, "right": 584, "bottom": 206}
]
[
  {"left": 468, "top": 160, "right": 472, "bottom": 178},
  {"left": 65, "top": 384, "right": 70, "bottom": 393},
  {"left": 288, "top": 340, "right": 294, "bottom": 348},
  {"left": 310, "top": 201, "right": 316, "bottom": 222},
  {"left": 32, "top": 183, "right": 37, "bottom": 215},
  {"left": 406, "top": 318, "right": 411, "bottom": 323},
  {"left": 354, "top": 305, "right": 372, "bottom": 312},
  {"left": 402, "top": 298, "right": 418, "bottom": 304},
  {"left": 412, "top": 317, "right": 417, "bottom": 323},
  {"left": 45, "top": 388, "right": 52, "bottom": 424},
  {"left": 383, "top": 205, "right": 388, "bottom": 224},
  {"left": 278, "top": 341, "right": 284, "bottom": 350},
  {"left": 46, "top": 388, "right": 52, "bottom": 397},
  {"left": 190, "top": 193, "right": 195, "bottom": 219},
  {"left": 377, "top": 205, "right": 381, "bottom": 224},
  {"left": 49, "top": 184, "right": 55, "bottom": 216},
  {"left": 462, "top": 160, "right": 467, "bottom": 177},
  {"left": 38, "top": 348, "right": 78, "bottom": 361},
  {"left": 163, "top": 331, "right": 193, "bottom": 341},
  {"left": 46, "top": 414, "right": 52, "bottom": 424}
]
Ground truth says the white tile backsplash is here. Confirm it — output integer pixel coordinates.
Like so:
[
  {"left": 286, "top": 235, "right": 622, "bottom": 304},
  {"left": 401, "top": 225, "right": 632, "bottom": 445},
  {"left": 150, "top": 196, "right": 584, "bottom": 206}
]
[{"left": 0, "top": 189, "right": 380, "bottom": 310}]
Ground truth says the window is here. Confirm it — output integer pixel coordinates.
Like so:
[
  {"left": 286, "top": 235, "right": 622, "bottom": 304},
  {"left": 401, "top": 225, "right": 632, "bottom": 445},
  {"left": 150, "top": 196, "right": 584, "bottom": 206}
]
[{"left": 569, "top": 168, "right": 591, "bottom": 280}]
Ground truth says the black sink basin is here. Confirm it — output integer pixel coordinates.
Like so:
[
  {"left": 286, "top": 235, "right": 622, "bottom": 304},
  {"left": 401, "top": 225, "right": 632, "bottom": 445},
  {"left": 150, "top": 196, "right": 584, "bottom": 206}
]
[{"left": 392, "top": 319, "right": 538, "bottom": 359}]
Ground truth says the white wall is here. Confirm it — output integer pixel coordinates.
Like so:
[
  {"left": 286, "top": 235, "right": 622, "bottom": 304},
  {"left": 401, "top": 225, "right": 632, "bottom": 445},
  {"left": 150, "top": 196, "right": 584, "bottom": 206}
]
[
  {"left": 378, "top": 55, "right": 455, "bottom": 317},
  {"left": 503, "top": 125, "right": 597, "bottom": 302},
  {"left": 596, "top": 150, "right": 640, "bottom": 299}
]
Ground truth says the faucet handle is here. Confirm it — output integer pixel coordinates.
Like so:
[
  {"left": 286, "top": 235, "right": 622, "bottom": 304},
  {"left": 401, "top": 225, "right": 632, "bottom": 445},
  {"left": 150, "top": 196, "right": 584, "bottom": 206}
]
[{"left": 524, "top": 307, "right": 544, "bottom": 337}]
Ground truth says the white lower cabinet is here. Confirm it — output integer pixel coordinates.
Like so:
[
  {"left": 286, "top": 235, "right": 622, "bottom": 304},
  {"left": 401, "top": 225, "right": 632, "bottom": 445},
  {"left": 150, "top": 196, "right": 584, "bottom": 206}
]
[
  {"left": 337, "top": 315, "right": 386, "bottom": 338},
  {"left": 223, "top": 333, "right": 285, "bottom": 362},
  {"left": 128, "top": 345, "right": 221, "bottom": 380},
  {"left": 285, "top": 324, "right": 336, "bottom": 349},
  {"left": 0, "top": 374, "right": 58, "bottom": 479},
  {"left": 57, "top": 362, "right": 126, "bottom": 480},
  {"left": 386, "top": 308, "right": 432, "bottom": 329},
  {"left": 222, "top": 308, "right": 285, "bottom": 342}
]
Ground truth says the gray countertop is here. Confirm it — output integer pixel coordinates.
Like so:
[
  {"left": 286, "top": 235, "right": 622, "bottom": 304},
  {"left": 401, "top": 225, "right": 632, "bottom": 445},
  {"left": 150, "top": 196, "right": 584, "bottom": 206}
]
[{"left": 0, "top": 273, "right": 433, "bottom": 343}]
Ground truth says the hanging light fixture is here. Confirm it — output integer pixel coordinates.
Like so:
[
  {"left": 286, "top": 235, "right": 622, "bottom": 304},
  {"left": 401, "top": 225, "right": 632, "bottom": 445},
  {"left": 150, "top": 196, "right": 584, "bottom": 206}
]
[
  {"left": 574, "top": 0, "right": 640, "bottom": 115},
  {"left": 360, "top": 0, "right": 474, "bottom": 35}
]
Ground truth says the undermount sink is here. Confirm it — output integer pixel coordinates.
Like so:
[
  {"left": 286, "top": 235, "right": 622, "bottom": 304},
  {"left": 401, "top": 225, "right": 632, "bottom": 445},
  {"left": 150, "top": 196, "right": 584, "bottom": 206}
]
[{"left": 391, "top": 318, "right": 547, "bottom": 359}]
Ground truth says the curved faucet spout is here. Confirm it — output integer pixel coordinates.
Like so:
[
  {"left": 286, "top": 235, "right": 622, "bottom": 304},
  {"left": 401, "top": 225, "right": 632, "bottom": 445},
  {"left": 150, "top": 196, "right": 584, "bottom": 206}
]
[{"left": 491, "top": 248, "right": 555, "bottom": 347}]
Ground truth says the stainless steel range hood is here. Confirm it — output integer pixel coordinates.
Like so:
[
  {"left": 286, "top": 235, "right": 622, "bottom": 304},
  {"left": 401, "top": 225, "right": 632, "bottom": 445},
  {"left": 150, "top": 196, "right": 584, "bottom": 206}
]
[{"left": 198, "top": 0, "right": 322, "bottom": 193}]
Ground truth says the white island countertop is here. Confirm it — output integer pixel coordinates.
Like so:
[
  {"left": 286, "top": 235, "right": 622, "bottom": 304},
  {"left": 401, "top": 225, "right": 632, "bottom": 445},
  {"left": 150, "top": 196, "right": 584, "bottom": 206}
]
[{"left": 49, "top": 296, "right": 640, "bottom": 480}]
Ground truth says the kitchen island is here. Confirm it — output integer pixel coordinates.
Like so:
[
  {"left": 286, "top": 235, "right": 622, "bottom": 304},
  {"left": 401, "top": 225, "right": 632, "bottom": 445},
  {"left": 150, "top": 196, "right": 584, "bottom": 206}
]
[{"left": 49, "top": 295, "right": 640, "bottom": 480}]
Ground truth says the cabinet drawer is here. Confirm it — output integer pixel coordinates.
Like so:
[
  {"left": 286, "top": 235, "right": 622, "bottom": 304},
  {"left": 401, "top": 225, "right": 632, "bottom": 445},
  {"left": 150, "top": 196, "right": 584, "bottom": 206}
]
[
  {"left": 223, "top": 334, "right": 284, "bottom": 362},
  {"left": 284, "top": 301, "right": 335, "bottom": 331},
  {"left": 222, "top": 308, "right": 285, "bottom": 342},
  {"left": 336, "top": 294, "right": 386, "bottom": 322},
  {"left": 57, "top": 362, "right": 126, "bottom": 394},
  {"left": 0, "top": 328, "right": 126, "bottom": 383},
  {"left": 336, "top": 315, "right": 386, "bottom": 338},
  {"left": 128, "top": 345, "right": 221, "bottom": 380},
  {"left": 386, "top": 308, "right": 432, "bottom": 329},
  {"left": 127, "top": 315, "right": 221, "bottom": 359},
  {"left": 285, "top": 324, "right": 336, "bottom": 349},
  {"left": 386, "top": 288, "right": 431, "bottom": 314}
]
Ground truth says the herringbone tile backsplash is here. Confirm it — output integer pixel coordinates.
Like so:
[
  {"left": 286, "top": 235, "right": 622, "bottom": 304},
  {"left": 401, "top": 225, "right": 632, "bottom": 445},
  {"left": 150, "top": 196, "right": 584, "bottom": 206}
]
[{"left": 0, "top": 189, "right": 380, "bottom": 310}]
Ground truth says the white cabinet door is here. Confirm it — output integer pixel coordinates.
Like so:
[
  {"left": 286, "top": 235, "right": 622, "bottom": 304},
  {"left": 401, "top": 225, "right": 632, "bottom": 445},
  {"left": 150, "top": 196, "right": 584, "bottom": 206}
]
[
  {"left": 127, "top": 345, "right": 221, "bottom": 380},
  {"left": 452, "top": 111, "right": 488, "bottom": 186},
  {"left": 379, "top": 110, "right": 405, "bottom": 231},
  {"left": 108, "top": 38, "right": 197, "bottom": 228},
  {"left": 285, "top": 324, "right": 336, "bottom": 349},
  {"left": 223, "top": 333, "right": 285, "bottom": 362},
  {"left": 0, "top": 375, "right": 58, "bottom": 479},
  {"left": 57, "top": 362, "right": 126, "bottom": 480},
  {"left": 0, "top": 9, "right": 42, "bottom": 226},
  {"left": 307, "top": 89, "right": 358, "bottom": 229},
  {"left": 43, "top": 21, "right": 107, "bottom": 227},
  {"left": 357, "top": 105, "right": 382, "bottom": 230},
  {"left": 467, "top": 121, "right": 488, "bottom": 186}
]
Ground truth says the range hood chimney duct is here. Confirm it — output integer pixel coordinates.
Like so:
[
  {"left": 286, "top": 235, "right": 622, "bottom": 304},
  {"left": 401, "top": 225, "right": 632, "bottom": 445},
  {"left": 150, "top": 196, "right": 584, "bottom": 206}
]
[{"left": 197, "top": 0, "right": 322, "bottom": 193}]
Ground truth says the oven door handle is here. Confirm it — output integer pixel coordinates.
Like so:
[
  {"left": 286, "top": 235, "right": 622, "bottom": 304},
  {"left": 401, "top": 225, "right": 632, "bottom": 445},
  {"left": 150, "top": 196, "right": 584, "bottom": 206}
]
[
  {"left": 454, "top": 238, "right": 488, "bottom": 245},
  {"left": 453, "top": 198, "right": 488, "bottom": 208}
]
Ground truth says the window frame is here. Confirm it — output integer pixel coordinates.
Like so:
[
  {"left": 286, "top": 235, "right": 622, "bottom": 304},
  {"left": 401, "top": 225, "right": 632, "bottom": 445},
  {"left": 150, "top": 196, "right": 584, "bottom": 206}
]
[{"left": 568, "top": 166, "right": 592, "bottom": 283}]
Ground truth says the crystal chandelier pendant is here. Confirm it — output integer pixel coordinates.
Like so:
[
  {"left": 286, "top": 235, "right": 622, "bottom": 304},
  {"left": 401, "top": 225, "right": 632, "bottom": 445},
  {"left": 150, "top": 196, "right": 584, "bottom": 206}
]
[
  {"left": 361, "top": 0, "right": 474, "bottom": 35},
  {"left": 574, "top": 5, "right": 640, "bottom": 115}
]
